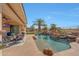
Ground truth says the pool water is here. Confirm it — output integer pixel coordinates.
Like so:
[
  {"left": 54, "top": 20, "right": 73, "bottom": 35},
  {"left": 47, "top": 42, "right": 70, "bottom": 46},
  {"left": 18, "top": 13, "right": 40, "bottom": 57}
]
[{"left": 35, "top": 35, "right": 71, "bottom": 52}]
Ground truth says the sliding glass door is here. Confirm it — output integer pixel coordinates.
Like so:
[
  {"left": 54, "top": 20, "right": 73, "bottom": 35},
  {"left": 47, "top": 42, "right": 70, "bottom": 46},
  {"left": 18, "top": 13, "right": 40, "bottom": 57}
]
[{"left": 10, "top": 25, "right": 19, "bottom": 35}]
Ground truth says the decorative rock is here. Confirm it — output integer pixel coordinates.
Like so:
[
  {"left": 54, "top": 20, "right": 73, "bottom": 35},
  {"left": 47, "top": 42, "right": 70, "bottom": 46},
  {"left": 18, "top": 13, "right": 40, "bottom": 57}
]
[{"left": 43, "top": 48, "right": 53, "bottom": 56}]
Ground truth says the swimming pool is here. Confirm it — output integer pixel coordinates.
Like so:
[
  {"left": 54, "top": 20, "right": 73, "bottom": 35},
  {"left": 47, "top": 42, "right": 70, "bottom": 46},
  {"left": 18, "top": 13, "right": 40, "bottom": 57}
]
[{"left": 35, "top": 35, "right": 71, "bottom": 52}]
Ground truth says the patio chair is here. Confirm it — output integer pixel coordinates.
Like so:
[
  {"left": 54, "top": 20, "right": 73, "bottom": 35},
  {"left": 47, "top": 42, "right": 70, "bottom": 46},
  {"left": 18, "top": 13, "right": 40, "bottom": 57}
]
[{"left": 15, "top": 33, "right": 25, "bottom": 42}]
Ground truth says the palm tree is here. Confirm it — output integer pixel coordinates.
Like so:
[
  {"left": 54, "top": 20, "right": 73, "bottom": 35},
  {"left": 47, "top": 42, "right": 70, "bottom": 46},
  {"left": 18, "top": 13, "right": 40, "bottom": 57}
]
[{"left": 34, "top": 18, "right": 46, "bottom": 32}]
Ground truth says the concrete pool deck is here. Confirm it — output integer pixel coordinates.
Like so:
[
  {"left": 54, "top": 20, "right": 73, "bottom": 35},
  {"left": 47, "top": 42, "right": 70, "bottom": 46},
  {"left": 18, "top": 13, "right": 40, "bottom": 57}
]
[{"left": 0, "top": 34, "right": 79, "bottom": 56}]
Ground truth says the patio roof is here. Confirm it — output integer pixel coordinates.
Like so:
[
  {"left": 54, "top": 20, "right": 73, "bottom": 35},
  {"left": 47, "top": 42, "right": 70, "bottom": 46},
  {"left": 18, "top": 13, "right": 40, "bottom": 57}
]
[{"left": 2, "top": 3, "right": 26, "bottom": 26}]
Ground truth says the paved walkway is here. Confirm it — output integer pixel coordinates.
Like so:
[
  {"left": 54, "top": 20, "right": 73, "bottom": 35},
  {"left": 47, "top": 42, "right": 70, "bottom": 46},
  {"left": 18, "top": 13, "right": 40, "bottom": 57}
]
[
  {"left": 0, "top": 50, "right": 2, "bottom": 56},
  {"left": 2, "top": 34, "right": 44, "bottom": 56}
]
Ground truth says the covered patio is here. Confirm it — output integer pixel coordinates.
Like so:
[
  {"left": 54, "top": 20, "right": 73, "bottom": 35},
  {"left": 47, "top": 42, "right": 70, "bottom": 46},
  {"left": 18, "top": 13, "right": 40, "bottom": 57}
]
[{"left": 0, "top": 3, "right": 26, "bottom": 47}]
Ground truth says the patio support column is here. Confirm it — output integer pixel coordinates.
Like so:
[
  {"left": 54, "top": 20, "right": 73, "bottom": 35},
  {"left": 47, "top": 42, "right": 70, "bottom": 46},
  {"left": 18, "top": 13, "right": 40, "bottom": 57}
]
[{"left": 0, "top": 4, "right": 2, "bottom": 42}]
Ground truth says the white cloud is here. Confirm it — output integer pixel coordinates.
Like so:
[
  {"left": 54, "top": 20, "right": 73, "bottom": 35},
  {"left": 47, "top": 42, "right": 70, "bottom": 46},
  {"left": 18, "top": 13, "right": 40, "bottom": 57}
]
[
  {"left": 44, "top": 15, "right": 56, "bottom": 21},
  {"left": 46, "top": 16, "right": 51, "bottom": 19}
]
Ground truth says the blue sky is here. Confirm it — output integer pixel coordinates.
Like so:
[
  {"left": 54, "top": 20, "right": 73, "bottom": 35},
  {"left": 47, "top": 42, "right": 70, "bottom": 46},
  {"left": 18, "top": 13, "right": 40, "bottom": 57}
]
[{"left": 23, "top": 3, "right": 79, "bottom": 28}]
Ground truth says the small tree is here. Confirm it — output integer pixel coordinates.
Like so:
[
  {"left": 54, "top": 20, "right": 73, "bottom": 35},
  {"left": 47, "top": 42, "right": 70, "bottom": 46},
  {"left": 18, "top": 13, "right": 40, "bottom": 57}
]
[
  {"left": 42, "top": 24, "right": 48, "bottom": 33},
  {"left": 43, "top": 24, "right": 48, "bottom": 30},
  {"left": 50, "top": 24, "right": 61, "bottom": 36},
  {"left": 30, "top": 25, "right": 35, "bottom": 31},
  {"left": 50, "top": 24, "right": 57, "bottom": 30}
]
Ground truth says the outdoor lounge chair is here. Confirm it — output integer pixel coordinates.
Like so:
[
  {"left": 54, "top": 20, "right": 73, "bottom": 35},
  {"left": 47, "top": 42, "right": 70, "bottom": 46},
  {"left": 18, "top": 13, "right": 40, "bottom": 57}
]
[
  {"left": 15, "top": 33, "right": 24, "bottom": 41},
  {"left": 2, "top": 32, "right": 25, "bottom": 47}
]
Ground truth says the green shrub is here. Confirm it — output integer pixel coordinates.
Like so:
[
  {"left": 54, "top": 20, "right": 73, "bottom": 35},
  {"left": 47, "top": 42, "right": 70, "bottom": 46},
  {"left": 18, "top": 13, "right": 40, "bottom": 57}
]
[
  {"left": 0, "top": 44, "right": 5, "bottom": 49},
  {"left": 26, "top": 32, "right": 35, "bottom": 34}
]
